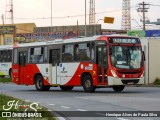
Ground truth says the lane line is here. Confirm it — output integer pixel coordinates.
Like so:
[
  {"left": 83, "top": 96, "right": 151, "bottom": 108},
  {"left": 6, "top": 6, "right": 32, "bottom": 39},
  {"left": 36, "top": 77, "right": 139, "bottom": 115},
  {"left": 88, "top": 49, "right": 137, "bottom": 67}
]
[
  {"left": 117, "top": 118, "right": 128, "bottom": 120},
  {"left": 76, "top": 109, "right": 87, "bottom": 111},
  {"left": 60, "top": 106, "right": 70, "bottom": 109},
  {"left": 49, "top": 104, "right": 55, "bottom": 106},
  {"left": 56, "top": 117, "right": 66, "bottom": 120},
  {"left": 48, "top": 109, "right": 52, "bottom": 111}
]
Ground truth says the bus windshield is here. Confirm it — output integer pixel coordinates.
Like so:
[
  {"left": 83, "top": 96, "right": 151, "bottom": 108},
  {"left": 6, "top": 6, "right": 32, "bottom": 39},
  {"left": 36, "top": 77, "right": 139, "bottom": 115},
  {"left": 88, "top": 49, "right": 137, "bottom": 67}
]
[{"left": 110, "top": 46, "right": 142, "bottom": 69}]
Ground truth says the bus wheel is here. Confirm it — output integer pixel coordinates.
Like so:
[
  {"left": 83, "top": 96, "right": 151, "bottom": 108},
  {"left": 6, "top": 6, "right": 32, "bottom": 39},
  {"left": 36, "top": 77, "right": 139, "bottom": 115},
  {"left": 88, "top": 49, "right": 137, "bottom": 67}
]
[
  {"left": 60, "top": 86, "right": 74, "bottom": 91},
  {"left": 82, "top": 75, "right": 95, "bottom": 93},
  {"left": 112, "top": 85, "right": 125, "bottom": 92},
  {"left": 35, "top": 75, "right": 50, "bottom": 91}
]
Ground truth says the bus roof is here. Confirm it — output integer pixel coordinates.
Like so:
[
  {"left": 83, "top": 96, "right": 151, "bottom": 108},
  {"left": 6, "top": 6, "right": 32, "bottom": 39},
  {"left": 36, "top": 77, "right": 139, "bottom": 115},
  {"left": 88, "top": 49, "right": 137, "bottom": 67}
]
[
  {"left": 11, "top": 35, "right": 139, "bottom": 48},
  {"left": 0, "top": 45, "right": 13, "bottom": 50},
  {"left": 14, "top": 35, "right": 101, "bottom": 48}
]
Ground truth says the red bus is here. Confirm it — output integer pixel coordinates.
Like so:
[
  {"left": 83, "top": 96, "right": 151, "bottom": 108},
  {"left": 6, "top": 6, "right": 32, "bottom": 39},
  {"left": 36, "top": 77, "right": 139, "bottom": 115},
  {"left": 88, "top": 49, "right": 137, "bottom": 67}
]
[{"left": 12, "top": 35, "right": 145, "bottom": 92}]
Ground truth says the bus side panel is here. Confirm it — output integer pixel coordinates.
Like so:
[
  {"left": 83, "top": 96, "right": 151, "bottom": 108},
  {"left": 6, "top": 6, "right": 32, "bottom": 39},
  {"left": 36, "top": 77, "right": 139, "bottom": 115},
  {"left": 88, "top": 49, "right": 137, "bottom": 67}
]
[
  {"left": 0, "top": 62, "right": 11, "bottom": 76},
  {"left": 59, "top": 63, "right": 80, "bottom": 85},
  {"left": 37, "top": 64, "right": 50, "bottom": 85},
  {"left": 62, "top": 62, "right": 98, "bottom": 86},
  {"left": 26, "top": 64, "right": 50, "bottom": 85},
  {"left": 12, "top": 63, "right": 50, "bottom": 85},
  {"left": 12, "top": 64, "right": 20, "bottom": 84}
]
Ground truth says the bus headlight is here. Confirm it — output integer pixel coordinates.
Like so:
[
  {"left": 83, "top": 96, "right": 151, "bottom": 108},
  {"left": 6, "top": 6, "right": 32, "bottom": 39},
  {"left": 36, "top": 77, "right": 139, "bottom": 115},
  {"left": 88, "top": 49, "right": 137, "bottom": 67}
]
[
  {"left": 111, "top": 70, "right": 118, "bottom": 78},
  {"left": 140, "top": 71, "right": 144, "bottom": 78}
]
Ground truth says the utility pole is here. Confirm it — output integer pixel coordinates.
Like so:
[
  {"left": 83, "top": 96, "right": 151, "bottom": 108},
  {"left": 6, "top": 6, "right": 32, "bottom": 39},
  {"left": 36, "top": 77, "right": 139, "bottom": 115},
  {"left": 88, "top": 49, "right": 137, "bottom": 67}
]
[
  {"left": 6, "top": 0, "right": 14, "bottom": 24},
  {"left": 2, "top": 14, "right": 5, "bottom": 45},
  {"left": 137, "top": 1, "right": 150, "bottom": 30},
  {"left": 51, "top": 0, "right": 52, "bottom": 27},
  {"left": 85, "top": 0, "right": 87, "bottom": 37}
]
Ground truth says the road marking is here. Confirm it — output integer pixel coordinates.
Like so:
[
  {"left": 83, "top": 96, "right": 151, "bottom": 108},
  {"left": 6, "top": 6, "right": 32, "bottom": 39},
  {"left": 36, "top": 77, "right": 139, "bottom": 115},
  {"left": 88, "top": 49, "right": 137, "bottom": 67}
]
[
  {"left": 76, "top": 109, "right": 87, "bottom": 111},
  {"left": 49, "top": 104, "right": 55, "bottom": 106},
  {"left": 117, "top": 118, "right": 128, "bottom": 120},
  {"left": 48, "top": 109, "right": 52, "bottom": 111},
  {"left": 60, "top": 106, "right": 70, "bottom": 109},
  {"left": 56, "top": 117, "right": 66, "bottom": 120}
]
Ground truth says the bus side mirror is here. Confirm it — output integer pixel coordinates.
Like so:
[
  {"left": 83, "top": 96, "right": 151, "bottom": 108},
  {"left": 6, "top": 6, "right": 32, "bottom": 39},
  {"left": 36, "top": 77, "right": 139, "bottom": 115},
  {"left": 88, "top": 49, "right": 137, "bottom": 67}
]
[
  {"left": 109, "top": 47, "right": 112, "bottom": 55},
  {"left": 143, "top": 51, "right": 145, "bottom": 61}
]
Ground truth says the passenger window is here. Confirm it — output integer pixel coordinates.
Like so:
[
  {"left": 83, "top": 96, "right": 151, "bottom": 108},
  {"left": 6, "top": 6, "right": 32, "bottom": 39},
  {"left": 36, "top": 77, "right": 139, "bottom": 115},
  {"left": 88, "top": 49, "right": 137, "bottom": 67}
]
[
  {"left": 62, "top": 44, "right": 73, "bottom": 62},
  {"left": 29, "top": 47, "right": 45, "bottom": 63},
  {"left": 74, "top": 43, "right": 91, "bottom": 61}
]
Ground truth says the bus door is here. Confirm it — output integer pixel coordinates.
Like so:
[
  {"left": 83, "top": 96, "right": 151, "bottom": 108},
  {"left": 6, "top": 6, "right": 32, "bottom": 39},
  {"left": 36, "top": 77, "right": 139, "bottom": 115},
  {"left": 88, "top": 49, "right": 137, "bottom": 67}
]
[
  {"left": 97, "top": 46, "right": 108, "bottom": 85},
  {"left": 50, "top": 49, "right": 60, "bottom": 84},
  {"left": 19, "top": 51, "right": 27, "bottom": 84}
]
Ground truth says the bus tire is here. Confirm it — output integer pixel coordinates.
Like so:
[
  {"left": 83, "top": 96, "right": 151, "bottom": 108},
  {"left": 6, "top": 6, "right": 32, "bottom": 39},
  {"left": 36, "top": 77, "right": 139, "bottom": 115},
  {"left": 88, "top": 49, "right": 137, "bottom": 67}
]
[
  {"left": 112, "top": 85, "right": 125, "bottom": 92},
  {"left": 60, "top": 86, "right": 74, "bottom": 91},
  {"left": 82, "top": 75, "right": 95, "bottom": 93},
  {"left": 35, "top": 75, "right": 50, "bottom": 91}
]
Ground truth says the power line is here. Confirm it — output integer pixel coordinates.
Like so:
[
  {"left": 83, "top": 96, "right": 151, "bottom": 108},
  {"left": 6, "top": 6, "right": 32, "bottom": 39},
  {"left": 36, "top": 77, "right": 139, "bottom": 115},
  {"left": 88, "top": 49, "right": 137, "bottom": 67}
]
[
  {"left": 150, "top": 4, "right": 160, "bottom": 7},
  {"left": 137, "top": 1, "right": 150, "bottom": 30},
  {"left": 10, "top": 6, "right": 136, "bottom": 21},
  {"left": 6, "top": 5, "right": 136, "bottom": 20}
]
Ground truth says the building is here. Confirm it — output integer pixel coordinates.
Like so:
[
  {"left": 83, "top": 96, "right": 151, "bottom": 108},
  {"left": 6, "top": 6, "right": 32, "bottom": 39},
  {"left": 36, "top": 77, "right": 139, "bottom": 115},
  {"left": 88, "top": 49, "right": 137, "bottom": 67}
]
[
  {"left": 0, "top": 23, "right": 36, "bottom": 45},
  {"left": 0, "top": 22, "right": 127, "bottom": 45}
]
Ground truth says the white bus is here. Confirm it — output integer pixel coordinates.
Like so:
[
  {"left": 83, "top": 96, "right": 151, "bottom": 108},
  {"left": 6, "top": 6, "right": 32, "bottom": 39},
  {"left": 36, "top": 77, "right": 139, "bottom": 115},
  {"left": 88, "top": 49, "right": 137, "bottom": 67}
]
[{"left": 0, "top": 45, "right": 12, "bottom": 77}]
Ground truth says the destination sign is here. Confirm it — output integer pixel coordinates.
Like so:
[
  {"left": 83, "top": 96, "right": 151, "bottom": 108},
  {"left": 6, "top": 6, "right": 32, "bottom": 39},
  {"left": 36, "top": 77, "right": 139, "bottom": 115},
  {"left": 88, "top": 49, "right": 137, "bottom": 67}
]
[{"left": 109, "top": 38, "right": 140, "bottom": 44}]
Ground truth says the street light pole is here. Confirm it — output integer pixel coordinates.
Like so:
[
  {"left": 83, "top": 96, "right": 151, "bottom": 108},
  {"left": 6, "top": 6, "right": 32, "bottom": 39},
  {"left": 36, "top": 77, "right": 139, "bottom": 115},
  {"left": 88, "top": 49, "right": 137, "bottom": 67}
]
[
  {"left": 85, "top": 0, "right": 87, "bottom": 37},
  {"left": 95, "top": 19, "right": 103, "bottom": 35},
  {"left": 51, "top": 0, "right": 52, "bottom": 27}
]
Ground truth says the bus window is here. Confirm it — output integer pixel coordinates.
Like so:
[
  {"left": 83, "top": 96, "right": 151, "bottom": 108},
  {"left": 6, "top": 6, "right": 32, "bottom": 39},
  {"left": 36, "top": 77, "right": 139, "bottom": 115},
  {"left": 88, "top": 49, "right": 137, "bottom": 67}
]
[
  {"left": 13, "top": 49, "right": 18, "bottom": 64},
  {"left": 44, "top": 47, "right": 48, "bottom": 62},
  {"left": 29, "top": 47, "right": 44, "bottom": 63},
  {"left": 0, "top": 50, "right": 9, "bottom": 62},
  {"left": 91, "top": 42, "right": 95, "bottom": 60},
  {"left": 74, "top": 43, "right": 91, "bottom": 61},
  {"left": 62, "top": 44, "right": 73, "bottom": 62}
]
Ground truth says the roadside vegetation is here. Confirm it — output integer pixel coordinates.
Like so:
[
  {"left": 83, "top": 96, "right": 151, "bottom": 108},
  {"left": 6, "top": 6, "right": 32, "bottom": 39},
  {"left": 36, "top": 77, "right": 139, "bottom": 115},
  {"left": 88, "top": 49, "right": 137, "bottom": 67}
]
[
  {"left": 0, "top": 77, "right": 12, "bottom": 83},
  {"left": 0, "top": 94, "right": 55, "bottom": 120},
  {"left": 154, "top": 78, "right": 160, "bottom": 85}
]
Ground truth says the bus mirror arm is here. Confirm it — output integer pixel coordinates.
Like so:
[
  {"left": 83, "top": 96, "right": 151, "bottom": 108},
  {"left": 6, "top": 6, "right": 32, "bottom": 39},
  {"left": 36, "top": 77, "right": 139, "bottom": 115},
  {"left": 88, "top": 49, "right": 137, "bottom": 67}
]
[
  {"left": 109, "top": 47, "right": 112, "bottom": 55},
  {"left": 143, "top": 51, "right": 145, "bottom": 61}
]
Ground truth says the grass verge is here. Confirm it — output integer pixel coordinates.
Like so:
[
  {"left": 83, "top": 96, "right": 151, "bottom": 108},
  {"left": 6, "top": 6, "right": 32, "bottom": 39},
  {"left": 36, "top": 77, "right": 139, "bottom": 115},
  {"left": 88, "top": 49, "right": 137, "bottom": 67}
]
[
  {"left": 0, "top": 77, "right": 12, "bottom": 83},
  {"left": 154, "top": 78, "right": 160, "bottom": 85},
  {"left": 0, "top": 94, "right": 56, "bottom": 120}
]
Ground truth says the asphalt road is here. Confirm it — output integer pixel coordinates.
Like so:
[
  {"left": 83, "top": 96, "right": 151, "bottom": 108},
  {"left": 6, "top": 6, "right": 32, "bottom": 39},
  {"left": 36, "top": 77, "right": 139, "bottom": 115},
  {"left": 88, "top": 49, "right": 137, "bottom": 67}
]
[{"left": 0, "top": 83, "right": 160, "bottom": 120}]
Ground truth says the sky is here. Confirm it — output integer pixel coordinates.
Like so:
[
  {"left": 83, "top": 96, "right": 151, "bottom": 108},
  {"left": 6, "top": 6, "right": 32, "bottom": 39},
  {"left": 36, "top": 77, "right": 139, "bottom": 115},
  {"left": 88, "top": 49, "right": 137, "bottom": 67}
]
[{"left": 0, "top": 0, "right": 160, "bottom": 30}]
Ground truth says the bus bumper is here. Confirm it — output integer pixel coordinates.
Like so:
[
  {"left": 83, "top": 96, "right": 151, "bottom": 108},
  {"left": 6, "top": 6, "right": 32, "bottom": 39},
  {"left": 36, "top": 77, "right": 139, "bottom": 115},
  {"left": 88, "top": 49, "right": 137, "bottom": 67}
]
[{"left": 108, "top": 76, "right": 144, "bottom": 85}]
